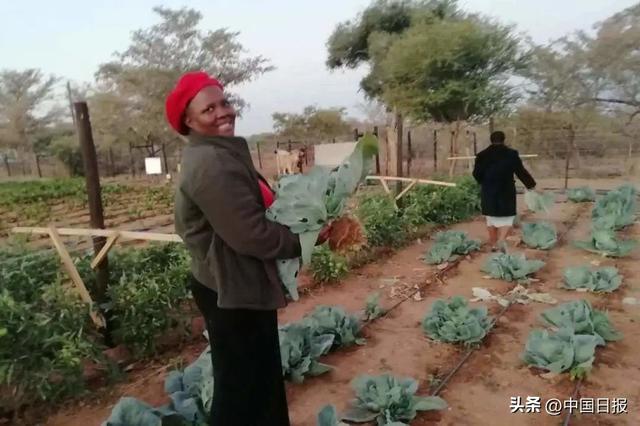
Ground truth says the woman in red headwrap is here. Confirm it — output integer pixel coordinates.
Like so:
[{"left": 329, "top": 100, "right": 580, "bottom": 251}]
[{"left": 167, "top": 71, "right": 329, "bottom": 425}]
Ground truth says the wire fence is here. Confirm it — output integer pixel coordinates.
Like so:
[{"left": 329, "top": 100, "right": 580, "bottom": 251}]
[{"left": 1, "top": 122, "right": 638, "bottom": 182}]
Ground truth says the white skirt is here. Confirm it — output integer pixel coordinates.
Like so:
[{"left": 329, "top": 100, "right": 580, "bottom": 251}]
[{"left": 486, "top": 215, "right": 516, "bottom": 227}]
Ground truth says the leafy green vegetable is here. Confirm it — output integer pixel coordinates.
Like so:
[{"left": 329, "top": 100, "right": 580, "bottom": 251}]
[
  {"left": 425, "top": 230, "right": 481, "bottom": 264},
  {"left": 592, "top": 184, "right": 637, "bottom": 230},
  {"left": 105, "top": 348, "right": 214, "bottom": 425},
  {"left": 164, "top": 348, "right": 214, "bottom": 425},
  {"left": 268, "top": 135, "right": 378, "bottom": 300},
  {"left": 563, "top": 266, "right": 622, "bottom": 293},
  {"left": 522, "top": 328, "right": 603, "bottom": 379},
  {"left": 279, "top": 323, "right": 335, "bottom": 383},
  {"left": 303, "top": 305, "right": 365, "bottom": 348},
  {"left": 573, "top": 229, "right": 637, "bottom": 258},
  {"left": 101, "top": 397, "right": 184, "bottom": 426},
  {"left": 364, "top": 292, "right": 386, "bottom": 321},
  {"left": 342, "top": 374, "right": 447, "bottom": 425},
  {"left": 524, "top": 190, "right": 555, "bottom": 213},
  {"left": 567, "top": 187, "right": 596, "bottom": 203},
  {"left": 540, "top": 300, "right": 622, "bottom": 342},
  {"left": 422, "top": 296, "right": 492, "bottom": 345},
  {"left": 521, "top": 222, "right": 558, "bottom": 250},
  {"left": 317, "top": 405, "right": 347, "bottom": 426},
  {"left": 482, "top": 253, "right": 545, "bottom": 283}
]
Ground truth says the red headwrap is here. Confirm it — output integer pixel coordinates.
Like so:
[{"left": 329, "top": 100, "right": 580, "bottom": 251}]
[{"left": 165, "top": 71, "right": 223, "bottom": 135}]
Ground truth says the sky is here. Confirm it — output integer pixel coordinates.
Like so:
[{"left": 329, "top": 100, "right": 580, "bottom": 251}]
[{"left": 1, "top": 0, "right": 638, "bottom": 135}]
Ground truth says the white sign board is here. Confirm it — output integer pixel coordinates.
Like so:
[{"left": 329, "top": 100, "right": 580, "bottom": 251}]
[
  {"left": 144, "top": 157, "right": 162, "bottom": 175},
  {"left": 314, "top": 142, "right": 357, "bottom": 168}
]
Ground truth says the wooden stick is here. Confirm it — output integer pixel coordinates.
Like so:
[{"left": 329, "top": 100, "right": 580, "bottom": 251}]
[
  {"left": 379, "top": 178, "right": 392, "bottom": 194},
  {"left": 47, "top": 226, "right": 106, "bottom": 328},
  {"left": 91, "top": 233, "right": 120, "bottom": 269},
  {"left": 366, "top": 175, "right": 456, "bottom": 187},
  {"left": 395, "top": 180, "right": 417, "bottom": 201},
  {"left": 447, "top": 154, "right": 539, "bottom": 161},
  {"left": 13, "top": 227, "right": 182, "bottom": 242}
]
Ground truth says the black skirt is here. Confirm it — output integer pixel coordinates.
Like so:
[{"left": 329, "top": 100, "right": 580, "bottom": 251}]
[{"left": 189, "top": 275, "right": 290, "bottom": 426}]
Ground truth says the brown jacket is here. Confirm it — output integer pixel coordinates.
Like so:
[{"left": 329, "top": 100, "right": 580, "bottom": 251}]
[{"left": 175, "top": 133, "right": 301, "bottom": 310}]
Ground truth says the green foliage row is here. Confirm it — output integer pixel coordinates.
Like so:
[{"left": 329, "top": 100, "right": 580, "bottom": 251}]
[
  {"left": 0, "top": 243, "right": 192, "bottom": 410},
  {"left": 356, "top": 176, "right": 481, "bottom": 249}
]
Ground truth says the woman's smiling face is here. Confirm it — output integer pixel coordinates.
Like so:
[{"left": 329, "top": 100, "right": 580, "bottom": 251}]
[{"left": 184, "top": 85, "right": 236, "bottom": 137}]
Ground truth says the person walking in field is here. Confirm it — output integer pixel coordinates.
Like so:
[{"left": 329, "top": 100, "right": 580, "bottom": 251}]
[
  {"left": 166, "top": 71, "right": 329, "bottom": 426},
  {"left": 472, "top": 130, "right": 537, "bottom": 251}
]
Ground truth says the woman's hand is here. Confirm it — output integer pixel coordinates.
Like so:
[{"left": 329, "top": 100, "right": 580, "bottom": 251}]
[{"left": 316, "top": 222, "right": 333, "bottom": 246}]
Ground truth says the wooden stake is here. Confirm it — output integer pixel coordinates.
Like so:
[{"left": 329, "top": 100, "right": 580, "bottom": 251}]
[
  {"left": 366, "top": 175, "right": 456, "bottom": 187},
  {"left": 48, "top": 226, "right": 105, "bottom": 328},
  {"left": 13, "top": 226, "right": 183, "bottom": 242},
  {"left": 395, "top": 111, "right": 404, "bottom": 194},
  {"left": 565, "top": 125, "right": 574, "bottom": 190},
  {"left": 91, "top": 233, "right": 120, "bottom": 269},
  {"left": 35, "top": 154, "right": 42, "bottom": 178},
  {"left": 373, "top": 126, "right": 380, "bottom": 174},
  {"left": 433, "top": 129, "right": 438, "bottom": 172},
  {"left": 395, "top": 180, "right": 417, "bottom": 201},
  {"left": 407, "top": 130, "right": 412, "bottom": 177},
  {"left": 448, "top": 154, "right": 538, "bottom": 161},
  {"left": 380, "top": 178, "right": 391, "bottom": 194},
  {"left": 75, "top": 101, "right": 110, "bottom": 335}
]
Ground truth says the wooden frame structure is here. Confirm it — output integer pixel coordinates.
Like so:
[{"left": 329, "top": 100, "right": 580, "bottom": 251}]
[
  {"left": 12, "top": 226, "right": 182, "bottom": 328},
  {"left": 365, "top": 175, "right": 456, "bottom": 209},
  {"left": 447, "top": 154, "right": 539, "bottom": 161}
]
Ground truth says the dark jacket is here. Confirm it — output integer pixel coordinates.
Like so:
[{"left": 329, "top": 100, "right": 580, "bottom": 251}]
[
  {"left": 472, "top": 144, "right": 536, "bottom": 217},
  {"left": 175, "top": 133, "right": 301, "bottom": 310}
]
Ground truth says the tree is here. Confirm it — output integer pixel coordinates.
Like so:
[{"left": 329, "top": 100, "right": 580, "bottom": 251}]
[
  {"left": 93, "top": 6, "right": 274, "bottom": 151},
  {"left": 380, "top": 17, "right": 525, "bottom": 123},
  {"left": 327, "top": 0, "right": 461, "bottom": 182},
  {"left": 327, "top": 0, "right": 458, "bottom": 99},
  {"left": 272, "top": 106, "right": 351, "bottom": 142},
  {"left": 0, "top": 69, "right": 60, "bottom": 174}
]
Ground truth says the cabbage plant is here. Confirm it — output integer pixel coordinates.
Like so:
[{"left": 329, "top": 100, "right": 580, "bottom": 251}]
[
  {"left": 422, "top": 296, "right": 492, "bottom": 345},
  {"left": 342, "top": 374, "right": 447, "bottom": 425},
  {"left": 482, "top": 253, "right": 545, "bottom": 283},
  {"left": 540, "top": 300, "right": 622, "bottom": 342},
  {"left": 521, "top": 222, "right": 557, "bottom": 250},
  {"left": 563, "top": 266, "right": 622, "bottom": 293},
  {"left": 425, "top": 230, "right": 481, "bottom": 264}
]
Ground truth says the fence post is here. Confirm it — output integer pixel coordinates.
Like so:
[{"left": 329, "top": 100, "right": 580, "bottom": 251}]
[
  {"left": 257, "top": 141, "right": 263, "bottom": 169},
  {"left": 74, "top": 101, "right": 111, "bottom": 342},
  {"left": 35, "top": 154, "right": 42, "bottom": 178},
  {"left": 407, "top": 130, "right": 412, "bottom": 177},
  {"left": 372, "top": 126, "right": 380, "bottom": 174},
  {"left": 161, "top": 143, "right": 169, "bottom": 176},
  {"left": 3, "top": 155, "right": 11, "bottom": 177},
  {"left": 564, "top": 124, "right": 574, "bottom": 190},
  {"left": 473, "top": 132, "right": 477, "bottom": 155},
  {"left": 129, "top": 142, "right": 135, "bottom": 177},
  {"left": 433, "top": 129, "right": 438, "bottom": 172},
  {"left": 108, "top": 148, "right": 115, "bottom": 177}
]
